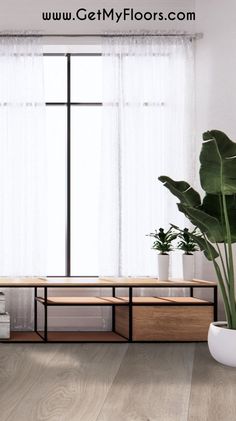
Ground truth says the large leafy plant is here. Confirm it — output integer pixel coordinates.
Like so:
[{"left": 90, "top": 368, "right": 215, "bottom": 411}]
[{"left": 159, "top": 130, "right": 236, "bottom": 329}]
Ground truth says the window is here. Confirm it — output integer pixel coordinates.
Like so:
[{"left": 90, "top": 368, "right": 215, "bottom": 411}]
[{"left": 45, "top": 53, "right": 102, "bottom": 276}]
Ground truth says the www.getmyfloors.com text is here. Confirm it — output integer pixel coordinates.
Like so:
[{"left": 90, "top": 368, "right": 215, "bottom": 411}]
[{"left": 42, "top": 8, "right": 196, "bottom": 23}]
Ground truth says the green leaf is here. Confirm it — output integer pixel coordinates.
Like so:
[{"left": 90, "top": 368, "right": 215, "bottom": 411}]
[
  {"left": 178, "top": 203, "right": 224, "bottom": 243},
  {"left": 201, "top": 193, "right": 236, "bottom": 242},
  {"left": 170, "top": 224, "right": 180, "bottom": 230},
  {"left": 158, "top": 176, "right": 201, "bottom": 207},
  {"left": 190, "top": 234, "right": 219, "bottom": 261},
  {"left": 200, "top": 130, "right": 236, "bottom": 195}
]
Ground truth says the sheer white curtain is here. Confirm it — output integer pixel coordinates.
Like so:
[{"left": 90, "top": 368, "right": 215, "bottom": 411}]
[
  {"left": 100, "top": 35, "right": 195, "bottom": 282},
  {"left": 0, "top": 36, "right": 47, "bottom": 329}
]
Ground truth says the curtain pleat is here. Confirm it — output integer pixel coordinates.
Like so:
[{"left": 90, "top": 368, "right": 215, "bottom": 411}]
[
  {"left": 100, "top": 35, "right": 195, "bottom": 295},
  {"left": 0, "top": 36, "right": 47, "bottom": 329}
]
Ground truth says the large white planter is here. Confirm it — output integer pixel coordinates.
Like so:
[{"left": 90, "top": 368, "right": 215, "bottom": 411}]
[
  {"left": 182, "top": 254, "right": 194, "bottom": 280},
  {"left": 208, "top": 322, "right": 236, "bottom": 367},
  {"left": 158, "top": 254, "right": 169, "bottom": 281}
]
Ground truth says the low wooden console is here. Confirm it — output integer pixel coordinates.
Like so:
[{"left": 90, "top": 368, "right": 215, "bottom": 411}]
[{"left": 0, "top": 277, "right": 217, "bottom": 343}]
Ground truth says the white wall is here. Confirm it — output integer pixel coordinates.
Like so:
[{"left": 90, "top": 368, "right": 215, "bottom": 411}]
[
  {"left": 0, "top": 0, "right": 195, "bottom": 35},
  {"left": 194, "top": 0, "right": 236, "bottom": 302},
  {"left": 195, "top": 0, "right": 236, "bottom": 138},
  {"left": 194, "top": 0, "right": 236, "bottom": 317}
]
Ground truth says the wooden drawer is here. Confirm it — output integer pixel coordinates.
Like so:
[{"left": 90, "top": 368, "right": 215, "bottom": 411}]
[{"left": 115, "top": 303, "right": 213, "bottom": 341}]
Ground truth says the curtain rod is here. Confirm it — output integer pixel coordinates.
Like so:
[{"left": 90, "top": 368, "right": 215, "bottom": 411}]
[{"left": 0, "top": 33, "right": 203, "bottom": 39}]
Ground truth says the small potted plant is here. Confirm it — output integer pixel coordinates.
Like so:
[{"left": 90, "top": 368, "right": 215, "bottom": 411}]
[
  {"left": 174, "top": 226, "right": 199, "bottom": 280},
  {"left": 147, "top": 227, "right": 177, "bottom": 280}
]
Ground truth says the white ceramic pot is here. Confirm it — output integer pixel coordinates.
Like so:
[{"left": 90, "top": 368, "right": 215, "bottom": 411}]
[
  {"left": 158, "top": 254, "right": 169, "bottom": 281},
  {"left": 208, "top": 322, "right": 236, "bottom": 367},
  {"left": 182, "top": 254, "right": 194, "bottom": 280}
]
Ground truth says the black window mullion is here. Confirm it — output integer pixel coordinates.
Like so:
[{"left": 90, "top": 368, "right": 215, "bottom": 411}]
[
  {"left": 46, "top": 103, "right": 102, "bottom": 106},
  {"left": 46, "top": 102, "right": 67, "bottom": 106},
  {"left": 66, "top": 54, "right": 71, "bottom": 277}
]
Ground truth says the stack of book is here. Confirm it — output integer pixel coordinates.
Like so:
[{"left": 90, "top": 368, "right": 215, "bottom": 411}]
[{"left": 0, "top": 292, "right": 10, "bottom": 339}]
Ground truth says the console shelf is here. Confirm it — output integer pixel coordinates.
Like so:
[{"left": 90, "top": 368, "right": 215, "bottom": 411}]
[
  {"left": 0, "top": 277, "right": 217, "bottom": 343},
  {"left": 37, "top": 296, "right": 212, "bottom": 306},
  {"left": 36, "top": 296, "right": 129, "bottom": 305}
]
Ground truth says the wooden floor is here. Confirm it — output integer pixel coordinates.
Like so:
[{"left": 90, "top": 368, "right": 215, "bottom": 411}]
[{"left": 0, "top": 343, "right": 235, "bottom": 421}]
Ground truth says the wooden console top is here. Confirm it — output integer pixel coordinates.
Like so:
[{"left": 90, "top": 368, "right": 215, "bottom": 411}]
[{"left": 0, "top": 277, "right": 217, "bottom": 287}]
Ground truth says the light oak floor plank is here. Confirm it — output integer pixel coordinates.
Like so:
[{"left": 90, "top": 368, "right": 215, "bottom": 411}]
[
  {"left": 188, "top": 343, "right": 236, "bottom": 421},
  {"left": 5, "top": 343, "right": 128, "bottom": 421},
  {"left": 97, "top": 343, "right": 195, "bottom": 421},
  {"left": 0, "top": 343, "right": 62, "bottom": 420}
]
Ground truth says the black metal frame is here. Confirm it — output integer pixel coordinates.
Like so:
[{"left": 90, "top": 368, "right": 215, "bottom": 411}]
[
  {"left": 45, "top": 52, "right": 102, "bottom": 277},
  {"left": 2, "top": 283, "right": 217, "bottom": 344}
]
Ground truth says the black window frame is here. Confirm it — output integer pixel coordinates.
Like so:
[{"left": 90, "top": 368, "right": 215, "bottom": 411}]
[{"left": 45, "top": 52, "right": 102, "bottom": 278}]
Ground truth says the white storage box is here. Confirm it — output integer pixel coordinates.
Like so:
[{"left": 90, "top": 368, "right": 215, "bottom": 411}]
[
  {"left": 0, "top": 313, "right": 10, "bottom": 339},
  {"left": 0, "top": 292, "right": 5, "bottom": 314}
]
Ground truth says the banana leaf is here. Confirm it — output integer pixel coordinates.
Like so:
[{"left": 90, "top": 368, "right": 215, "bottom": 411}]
[
  {"left": 178, "top": 203, "right": 224, "bottom": 243},
  {"left": 201, "top": 193, "right": 236, "bottom": 242},
  {"left": 200, "top": 130, "right": 236, "bottom": 195},
  {"left": 189, "top": 233, "right": 219, "bottom": 261},
  {"left": 158, "top": 176, "right": 201, "bottom": 207}
]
